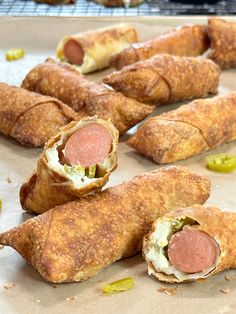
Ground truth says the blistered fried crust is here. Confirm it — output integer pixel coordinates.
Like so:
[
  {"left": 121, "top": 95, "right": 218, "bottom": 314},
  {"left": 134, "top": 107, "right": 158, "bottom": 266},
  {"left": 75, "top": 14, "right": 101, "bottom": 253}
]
[
  {"left": 22, "top": 59, "right": 154, "bottom": 135},
  {"left": 104, "top": 54, "right": 220, "bottom": 104},
  {"left": 0, "top": 166, "right": 210, "bottom": 283},
  {"left": 144, "top": 205, "right": 236, "bottom": 283},
  {"left": 127, "top": 93, "right": 236, "bottom": 163},
  {"left": 85, "top": 84, "right": 154, "bottom": 135},
  {"left": 208, "top": 17, "right": 236, "bottom": 69},
  {"left": 56, "top": 24, "right": 138, "bottom": 73},
  {"left": 94, "top": 0, "right": 143, "bottom": 7},
  {"left": 110, "top": 24, "right": 210, "bottom": 70},
  {"left": 0, "top": 82, "right": 79, "bottom": 147},
  {"left": 22, "top": 58, "right": 95, "bottom": 112},
  {"left": 20, "top": 117, "right": 119, "bottom": 214}
]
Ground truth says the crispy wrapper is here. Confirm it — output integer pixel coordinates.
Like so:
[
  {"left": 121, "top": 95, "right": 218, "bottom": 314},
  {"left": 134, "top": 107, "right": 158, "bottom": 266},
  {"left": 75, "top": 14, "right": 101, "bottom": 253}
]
[
  {"left": 110, "top": 24, "right": 210, "bottom": 70},
  {"left": 207, "top": 17, "right": 236, "bottom": 69},
  {"left": 56, "top": 24, "right": 138, "bottom": 74},
  {"left": 0, "top": 82, "right": 79, "bottom": 147},
  {"left": 143, "top": 205, "right": 236, "bottom": 283},
  {"left": 20, "top": 117, "right": 119, "bottom": 214},
  {"left": 94, "top": 0, "right": 143, "bottom": 7},
  {"left": 0, "top": 166, "right": 210, "bottom": 283},
  {"left": 127, "top": 93, "right": 236, "bottom": 163},
  {"left": 22, "top": 58, "right": 154, "bottom": 135},
  {"left": 104, "top": 54, "right": 220, "bottom": 104}
]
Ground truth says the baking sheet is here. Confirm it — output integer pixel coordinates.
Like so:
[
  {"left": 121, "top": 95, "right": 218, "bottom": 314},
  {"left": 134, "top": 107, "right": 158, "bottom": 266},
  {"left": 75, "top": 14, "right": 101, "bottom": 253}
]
[{"left": 0, "top": 16, "right": 236, "bottom": 314}]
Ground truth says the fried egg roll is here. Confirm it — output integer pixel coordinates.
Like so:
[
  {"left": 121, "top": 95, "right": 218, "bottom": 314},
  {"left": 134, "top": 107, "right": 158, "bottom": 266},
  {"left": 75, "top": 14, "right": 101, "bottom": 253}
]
[
  {"left": 110, "top": 24, "right": 210, "bottom": 70},
  {"left": 22, "top": 58, "right": 154, "bottom": 135},
  {"left": 207, "top": 17, "right": 236, "bottom": 69},
  {"left": 56, "top": 24, "right": 138, "bottom": 74},
  {"left": 0, "top": 166, "right": 210, "bottom": 283},
  {"left": 0, "top": 82, "right": 79, "bottom": 147},
  {"left": 127, "top": 93, "right": 236, "bottom": 164},
  {"left": 20, "top": 117, "right": 118, "bottom": 214},
  {"left": 143, "top": 205, "right": 236, "bottom": 283},
  {"left": 104, "top": 54, "right": 220, "bottom": 104}
]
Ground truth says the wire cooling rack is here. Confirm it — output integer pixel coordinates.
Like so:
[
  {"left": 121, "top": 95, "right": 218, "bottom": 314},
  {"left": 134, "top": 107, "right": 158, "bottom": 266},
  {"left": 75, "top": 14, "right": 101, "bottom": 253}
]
[{"left": 0, "top": 0, "right": 235, "bottom": 16}]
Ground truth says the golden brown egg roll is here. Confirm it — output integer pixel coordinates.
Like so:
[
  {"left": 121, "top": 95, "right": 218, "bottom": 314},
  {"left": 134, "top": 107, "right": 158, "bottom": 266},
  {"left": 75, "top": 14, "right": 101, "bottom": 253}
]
[
  {"left": 104, "top": 54, "right": 220, "bottom": 104},
  {"left": 0, "top": 82, "right": 79, "bottom": 147},
  {"left": 127, "top": 93, "right": 236, "bottom": 163},
  {"left": 143, "top": 205, "right": 236, "bottom": 283},
  {"left": 56, "top": 24, "right": 138, "bottom": 74},
  {"left": 207, "top": 17, "right": 236, "bottom": 69},
  {"left": 20, "top": 117, "right": 119, "bottom": 214},
  {"left": 94, "top": 0, "right": 143, "bottom": 7},
  {"left": 22, "top": 58, "right": 154, "bottom": 135},
  {"left": 110, "top": 24, "right": 210, "bottom": 70},
  {"left": 0, "top": 166, "right": 210, "bottom": 283}
]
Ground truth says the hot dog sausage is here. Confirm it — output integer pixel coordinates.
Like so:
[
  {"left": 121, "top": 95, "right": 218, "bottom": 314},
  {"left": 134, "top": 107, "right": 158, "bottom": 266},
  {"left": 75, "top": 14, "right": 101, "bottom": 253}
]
[
  {"left": 63, "top": 40, "right": 84, "bottom": 65},
  {"left": 64, "top": 123, "right": 112, "bottom": 167},
  {"left": 168, "top": 229, "right": 220, "bottom": 273}
]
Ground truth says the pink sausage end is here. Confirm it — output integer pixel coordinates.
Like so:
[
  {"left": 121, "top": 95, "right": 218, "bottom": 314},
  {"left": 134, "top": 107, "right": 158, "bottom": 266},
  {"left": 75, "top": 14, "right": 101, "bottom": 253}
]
[
  {"left": 64, "top": 123, "right": 112, "bottom": 167},
  {"left": 167, "top": 229, "right": 220, "bottom": 274},
  {"left": 63, "top": 39, "right": 84, "bottom": 65}
]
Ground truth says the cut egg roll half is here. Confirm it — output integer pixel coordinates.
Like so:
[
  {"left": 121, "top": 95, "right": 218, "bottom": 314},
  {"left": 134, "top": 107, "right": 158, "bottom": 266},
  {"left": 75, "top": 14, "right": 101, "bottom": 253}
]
[
  {"left": 143, "top": 205, "right": 236, "bottom": 283},
  {"left": 20, "top": 116, "right": 119, "bottom": 214}
]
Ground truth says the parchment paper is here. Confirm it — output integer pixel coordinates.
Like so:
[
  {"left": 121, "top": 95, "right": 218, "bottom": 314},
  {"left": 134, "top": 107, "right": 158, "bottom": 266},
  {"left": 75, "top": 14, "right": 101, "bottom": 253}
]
[{"left": 0, "top": 16, "right": 236, "bottom": 314}]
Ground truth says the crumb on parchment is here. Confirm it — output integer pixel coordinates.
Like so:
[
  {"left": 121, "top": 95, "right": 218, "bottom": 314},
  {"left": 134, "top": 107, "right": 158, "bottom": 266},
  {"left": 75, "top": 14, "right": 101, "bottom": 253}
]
[
  {"left": 220, "top": 288, "right": 230, "bottom": 294},
  {"left": 196, "top": 278, "right": 206, "bottom": 283},
  {"left": 157, "top": 287, "right": 178, "bottom": 296},
  {"left": 225, "top": 275, "right": 232, "bottom": 281},
  {"left": 7, "top": 177, "right": 12, "bottom": 183},
  {"left": 4, "top": 282, "right": 16, "bottom": 289},
  {"left": 66, "top": 296, "right": 78, "bottom": 301},
  {"left": 0, "top": 245, "right": 4, "bottom": 250}
]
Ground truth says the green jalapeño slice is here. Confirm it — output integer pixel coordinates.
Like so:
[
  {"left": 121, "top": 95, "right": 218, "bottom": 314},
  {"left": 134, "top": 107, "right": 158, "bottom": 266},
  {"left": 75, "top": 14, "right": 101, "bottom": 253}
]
[
  {"left": 6, "top": 49, "right": 25, "bottom": 61},
  {"left": 102, "top": 277, "right": 135, "bottom": 295},
  {"left": 206, "top": 154, "right": 236, "bottom": 173}
]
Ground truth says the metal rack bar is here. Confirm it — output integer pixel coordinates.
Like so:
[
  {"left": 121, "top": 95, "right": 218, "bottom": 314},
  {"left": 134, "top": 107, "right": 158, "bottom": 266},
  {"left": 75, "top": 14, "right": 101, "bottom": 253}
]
[{"left": 0, "top": 0, "right": 235, "bottom": 16}]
